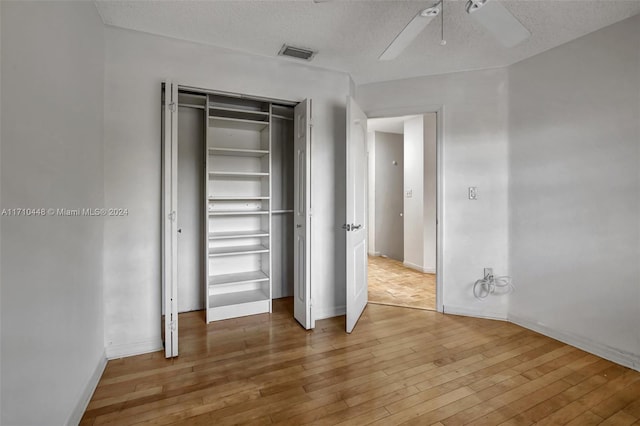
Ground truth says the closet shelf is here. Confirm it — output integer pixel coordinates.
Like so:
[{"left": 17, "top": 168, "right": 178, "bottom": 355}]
[
  {"left": 208, "top": 196, "right": 270, "bottom": 201},
  {"left": 209, "top": 106, "right": 269, "bottom": 120},
  {"left": 272, "top": 114, "right": 293, "bottom": 121},
  {"left": 209, "top": 116, "right": 269, "bottom": 131},
  {"left": 208, "top": 244, "right": 269, "bottom": 257},
  {"left": 208, "top": 147, "right": 269, "bottom": 157},
  {"left": 208, "top": 210, "right": 269, "bottom": 216},
  {"left": 209, "top": 271, "right": 269, "bottom": 287},
  {"left": 209, "top": 230, "right": 269, "bottom": 240},
  {"left": 208, "top": 289, "right": 269, "bottom": 308},
  {"left": 209, "top": 171, "right": 269, "bottom": 177}
]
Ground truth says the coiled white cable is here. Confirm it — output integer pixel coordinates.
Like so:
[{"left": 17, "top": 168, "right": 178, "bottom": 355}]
[{"left": 473, "top": 273, "right": 514, "bottom": 300}]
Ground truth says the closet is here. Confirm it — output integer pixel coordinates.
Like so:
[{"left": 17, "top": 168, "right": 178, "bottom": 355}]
[{"left": 163, "top": 83, "right": 310, "bottom": 332}]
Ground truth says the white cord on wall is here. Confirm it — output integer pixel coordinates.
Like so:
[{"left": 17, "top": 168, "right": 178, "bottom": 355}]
[{"left": 473, "top": 272, "right": 514, "bottom": 300}]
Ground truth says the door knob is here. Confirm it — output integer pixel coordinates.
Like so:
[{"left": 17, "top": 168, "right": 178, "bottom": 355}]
[
  {"left": 341, "top": 224, "right": 351, "bottom": 231},
  {"left": 351, "top": 224, "right": 362, "bottom": 230},
  {"left": 296, "top": 224, "right": 302, "bottom": 228}
]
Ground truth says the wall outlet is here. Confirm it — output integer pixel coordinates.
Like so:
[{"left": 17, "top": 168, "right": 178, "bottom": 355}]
[
  {"left": 469, "top": 187, "right": 478, "bottom": 200},
  {"left": 484, "top": 268, "right": 493, "bottom": 278}
]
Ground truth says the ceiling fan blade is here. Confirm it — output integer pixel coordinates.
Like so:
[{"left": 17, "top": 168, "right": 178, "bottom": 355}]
[
  {"left": 466, "top": 0, "right": 530, "bottom": 47},
  {"left": 379, "top": 7, "right": 440, "bottom": 61}
]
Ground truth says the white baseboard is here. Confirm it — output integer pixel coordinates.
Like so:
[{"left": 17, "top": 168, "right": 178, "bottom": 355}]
[
  {"left": 509, "top": 313, "right": 640, "bottom": 372},
  {"left": 368, "top": 251, "right": 381, "bottom": 256},
  {"left": 403, "top": 261, "right": 424, "bottom": 272},
  {"left": 67, "top": 350, "right": 107, "bottom": 426},
  {"left": 443, "top": 304, "right": 508, "bottom": 321},
  {"left": 315, "top": 304, "right": 346, "bottom": 320},
  {"left": 403, "top": 261, "right": 435, "bottom": 274},
  {"left": 105, "top": 339, "right": 164, "bottom": 360}
]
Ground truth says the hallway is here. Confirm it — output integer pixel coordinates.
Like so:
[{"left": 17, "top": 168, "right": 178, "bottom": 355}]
[{"left": 368, "top": 255, "right": 436, "bottom": 311}]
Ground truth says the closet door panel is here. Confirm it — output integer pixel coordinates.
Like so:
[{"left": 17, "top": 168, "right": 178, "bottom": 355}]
[
  {"left": 271, "top": 213, "right": 294, "bottom": 298},
  {"left": 177, "top": 106, "right": 205, "bottom": 313}
]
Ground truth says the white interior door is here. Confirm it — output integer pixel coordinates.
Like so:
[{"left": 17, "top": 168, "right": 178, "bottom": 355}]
[
  {"left": 293, "top": 99, "right": 313, "bottom": 329},
  {"left": 345, "top": 97, "right": 368, "bottom": 333},
  {"left": 162, "top": 81, "right": 179, "bottom": 357}
]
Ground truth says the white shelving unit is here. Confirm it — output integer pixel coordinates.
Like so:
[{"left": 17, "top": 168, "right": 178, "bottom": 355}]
[{"left": 205, "top": 95, "right": 272, "bottom": 322}]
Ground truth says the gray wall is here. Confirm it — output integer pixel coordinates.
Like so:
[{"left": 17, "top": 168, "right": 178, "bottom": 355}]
[
  {"left": 374, "top": 131, "right": 404, "bottom": 261},
  {"left": 0, "top": 2, "right": 105, "bottom": 424},
  {"left": 508, "top": 14, "right": 640, "bottom": 364},
  {"left": 177, "top": 107, "right": 205, "bottom": 312},
  {"left": 103, "top": 26, "right": 351, "bottom": 358}
]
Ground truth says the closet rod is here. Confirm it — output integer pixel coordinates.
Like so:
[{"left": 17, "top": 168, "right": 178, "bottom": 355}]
[{"left": 178, "top": 103, "right": 206, "bottom": 110}]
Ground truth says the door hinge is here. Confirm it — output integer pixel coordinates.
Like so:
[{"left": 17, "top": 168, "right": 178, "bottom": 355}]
[
  {"left": 169, "top": 211, "right": 176, "bottom": 222},
  {"left": 169, "top": 320, "right": 177, "bottom": 331},
  {"left": 169, "top": 102, "right": 176, "bottom": 113}
]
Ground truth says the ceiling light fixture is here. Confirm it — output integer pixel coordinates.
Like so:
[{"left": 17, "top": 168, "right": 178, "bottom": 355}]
[
  {"left": 379, "top": 3, "right": 441, "bottom": 61},
  {"left": 465, "top": 0, "right": 531, "bottom": 47}
]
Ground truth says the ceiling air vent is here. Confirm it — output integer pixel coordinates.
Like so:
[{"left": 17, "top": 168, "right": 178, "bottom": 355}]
[{"left": 278, "top": 44, "right": 316, "bottom": 61}]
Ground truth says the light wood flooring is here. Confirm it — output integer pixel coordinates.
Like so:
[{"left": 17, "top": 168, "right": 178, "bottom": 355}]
[
  {"left": 368, "top": 255, "right": 436, "bottom": 311},
  {"left": 82, "top": 299, "right": 640, "bottom": 425}
]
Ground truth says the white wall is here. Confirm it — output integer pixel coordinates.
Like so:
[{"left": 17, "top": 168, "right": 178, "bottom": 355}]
[
  {"left": 367, "top": 131, "right": 376, "bottom": 255},
  {"left": 374, "top": 131, "right": 404, "bottom": 261},
  {"left": 103, "top": 27, "right": 351, "bottom": 357},
  {"left": 508, "top": 14, "right": 640, "bottom": 368},
  {"left": 0, "top": 2, "right": 106, "bottom": 424},
  {"left": 357, "top": 68, "right": 510, "bottom": 318},
  {"left": 403, "top": 116, "right": 424, "bottom": 270},
  {"left": 423, "top": 113, "right": 437, "bottom": 274}
]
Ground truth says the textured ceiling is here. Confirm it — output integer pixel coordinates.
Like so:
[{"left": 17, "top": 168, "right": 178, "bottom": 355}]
[{"left": 95, "top": 0, "right": 640, "bottom": 84}]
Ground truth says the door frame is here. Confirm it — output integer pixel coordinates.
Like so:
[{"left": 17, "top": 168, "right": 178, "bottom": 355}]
[{"left": 363, "top": 105, "right": 445, "bottom": 313}]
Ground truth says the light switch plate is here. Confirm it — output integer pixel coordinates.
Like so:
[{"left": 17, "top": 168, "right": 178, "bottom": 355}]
[{"left": 469, "top": 187, "right": 478, "bottom": 200}]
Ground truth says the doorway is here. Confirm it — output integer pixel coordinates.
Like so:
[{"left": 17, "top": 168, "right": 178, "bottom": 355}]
[{"left": 366, "top": 114, "right": 437, "bottom": 311}]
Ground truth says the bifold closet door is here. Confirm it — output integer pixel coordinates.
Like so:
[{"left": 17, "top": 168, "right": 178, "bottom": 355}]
[
  {"left": 293, "top": 99, "right": 313, "bottom": 330},
  {"left": 162, "top": 81, "right": 179, "bottom": 358}
]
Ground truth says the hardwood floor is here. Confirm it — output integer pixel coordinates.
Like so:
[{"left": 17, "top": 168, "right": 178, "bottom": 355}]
[
  {"left": 82, "top": 299, "right": 640, "bottom": 425},
  {"left": 368, "top": 255, "right": 436, "bottom": 310}
]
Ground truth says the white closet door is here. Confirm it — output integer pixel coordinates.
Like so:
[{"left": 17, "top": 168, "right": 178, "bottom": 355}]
[
  {"left": 293, "top": 99, "right": 313, "bottom": 329},
  {"left": 162, "top": 81, "right": 179, "bottom": 357},
  {"left": 345, "top": 96, "right": 368, "bottom": 334}
]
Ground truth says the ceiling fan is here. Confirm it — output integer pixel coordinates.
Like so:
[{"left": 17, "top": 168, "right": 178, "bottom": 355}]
[{"left": 379, "top": 0, "right": 531, "bottom": 61}]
